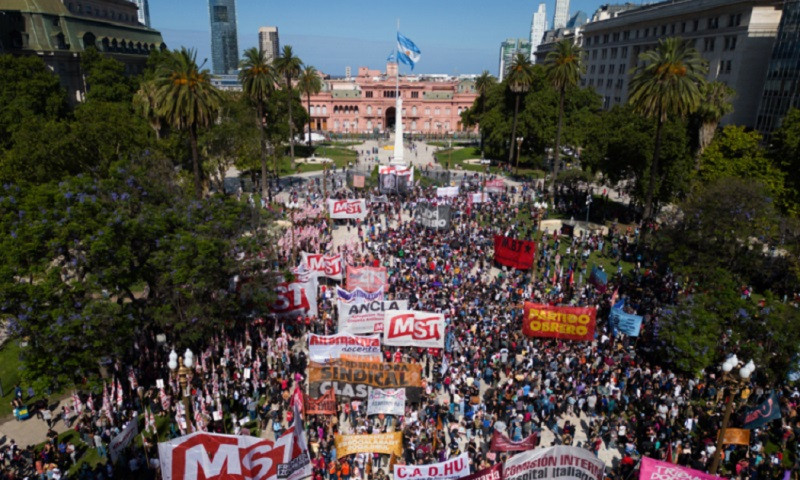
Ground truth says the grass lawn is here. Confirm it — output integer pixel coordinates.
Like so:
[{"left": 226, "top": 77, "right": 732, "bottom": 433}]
[
  {"left": 434, "top": 147, "right": 545, "bottom": 179},
  {"left": 286, "top": 145, "right": 357, "bottom": 175},
  {"left": 0, "top": 339, "right": 23, "bottom": 416}
]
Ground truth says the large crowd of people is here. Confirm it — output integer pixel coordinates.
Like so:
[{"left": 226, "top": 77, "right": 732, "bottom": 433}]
[{"left": 1, "top": 154, "right": 797, "bottom": 480}]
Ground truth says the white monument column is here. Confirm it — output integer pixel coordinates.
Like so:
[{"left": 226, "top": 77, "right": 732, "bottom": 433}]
[{"left": 392, "top": 96, "right": 405, "bottom": 165}]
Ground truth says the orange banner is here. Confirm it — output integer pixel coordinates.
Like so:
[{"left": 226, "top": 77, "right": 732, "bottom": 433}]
[
  {"left": 308, "top": 358, "right": 422, "bottom": 402},
  {"left": 522, "top": 302, "right": 597, "bottom": 342},
  {"left": 721, "top": 428, "right": 751, "bottom": 445},
  {"left": 305, "top": 389, "right": 337, "bottom": 415}
]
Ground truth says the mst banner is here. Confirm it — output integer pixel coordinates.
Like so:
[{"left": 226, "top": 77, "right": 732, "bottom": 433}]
[
  {"left": 367, "top": 388, "right": 407, "bottom": 416},
  {"left": 305, "top": 389, "right": 336, "bottom": 415},
  {"left": 522, "top": 302, "right": 596, "bottom": 342},
  {"left": 346, "top": 266, "right": 388, "bottom": 293},
  {"left": 158, "top": 429, "right": 311, "bottom": 480},
  {"left": 309, "top": 358, "right": 423, "bottom": 402},
  {"left": 489, "top": 430, "right": 537, "bottom": 452},
  {"left": 504, "top": 446, "right": 604, "bottom": 480},
  {"left": 328, "top": 199, "right": 368, "bottom": 220},
  {"left": 301, "top": 252, "right": 343, "bottom": 280},
  {"left": 415, "top": 203, "right": 452, "bottom": 230},
  {"left": 334, "top": 432, "right": 403, "bottom": 459},
  {"left": 383, "top": 310, "right": 445, "bottom": 349},
  {"left": 270, "top": 277, "right": 318, "bottom": 318},
  {"left": 307, "top": 333, "right": 381, "bottom": 363},
  {"left": 494, "top": 235, "right": 536, "bottom": 269},
  {"left": 639, "top": 456, "right": 719, "bottom": 480},
  {"left": 394, "top": 453, "right": 470, "bottom": 480},
  {"left": 338, "top": 299, "right": 409, "bottom": 334}
]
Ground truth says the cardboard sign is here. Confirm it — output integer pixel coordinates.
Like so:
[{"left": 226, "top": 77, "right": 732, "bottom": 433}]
[
  {"left": 522, "top": 302, "right": 596, "bottom": 342},
  {"left": 337, "top": 299, "right": 409, "bottom": 334},
  {"left": 334, "top": 432, "right": 403, "bottom": 459},
  {"left": 609, "top": 308, "right": 643, "bottom": 337},
  {"left": 307, "top": 333, "right": 381, "bottom": 363},
  {"left": 327, "top": 199, "right": 367, "bottom": 220},
  {"left": 394, "top": 453, "right": 470, "bottom": 480},
  {"left": 383, "top": 310, "right": 445, "bottom": 349},
  {"left": 352, "top": 175, "right": 365, "bottom": 188},
  {"left": 308, "top": 359, "right": 423, "bottom": 402}
]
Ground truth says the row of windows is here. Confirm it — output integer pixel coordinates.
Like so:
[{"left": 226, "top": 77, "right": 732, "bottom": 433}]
[
  {"left": 584, "top": 13, "right": 743, "bottom": 46},
  {"left": 330, "top": 120, "right": 457, "bottom": 131},
  {"left": 66, "top": 2, "right": 135, "bottom": 23},
  {"left": 587, "top": 34, "right": 736, "bottom": 60},
  {"left": 324, "top": 105, "right": 465, "bottom": 117},
  {"left": 363, "top": 90, "right": 423, "bottom": 99}
]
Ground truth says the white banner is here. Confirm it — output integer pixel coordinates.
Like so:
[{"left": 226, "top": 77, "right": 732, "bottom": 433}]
[
  {"left": 336, "top": 286, "right": 384, "bottom": 304},
  {"left": 158, "top": 428, "right": 311, "bottom": 480},
  {"left": 503, "top": 446, "right": 604, "bottom": 480},
  {"left": 308, "top": 333, "right": 381, "bottom": 363},
  {"left": 109, "top": 417, "right": 138, "bottom": 463},
  {"left": 270, "top": 276, "right": 318, "bottom": 318},
  {"left": 436, "top": 186, "right": 459, "bottom": 198},
  {"left": 328, "top": 199, "right": 368, "bottom": 220},
  {"left": 469, "top": 192, "right": 489, "bottom": 203},
  {"left": 367, "top": 388, "right": 406, "bottom": 416},
  {"left": 394, "top": 453, "right": 470, "bottom": 480},
  {"left": 383, "top": 310, "right": 445, "bottom": 348},
  {"left": 337, "top": 299, "right": 408, "bottom": 334},
  {"left": 302, "top": 252, "right": 343, "bottom": 280},
  {"left": 379, "top": 165, "right": 414, "bottom": 181}
]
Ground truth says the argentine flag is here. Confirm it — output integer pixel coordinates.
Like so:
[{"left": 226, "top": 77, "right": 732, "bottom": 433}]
[{"left": 397, "top": 32, "right": 421, "bottom": 70}]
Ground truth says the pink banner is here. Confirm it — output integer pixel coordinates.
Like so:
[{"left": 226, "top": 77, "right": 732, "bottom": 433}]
[{"left": 639, "top": 457, "right": 724, "bottom": 480}]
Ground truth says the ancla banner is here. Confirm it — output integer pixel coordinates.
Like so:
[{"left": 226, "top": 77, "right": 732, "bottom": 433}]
[
  {"left": 346, "top": 266, "right": 388, "bottom": 293},
  {"left": 158, "top": 429, "right": 311, "bottom": 480},
  {"left": 305, "top": 389, "right": 336, "bottom": 415},
  {"left": 504, "top": 446, "right": 604, "bottom": 480},
  {"left": 489, "top": 430, "right": 537, "bottom": 452},
  {"left": 394, "top": 453, "right": 470, "bottom": 480},
  {"left": 308, "top": 333, "right": 381, "bottom": 363},
  {"left": 270, "top": 276, "right": 318, "bottom": 318},
  {"left": 337, "top": 299, "right": 409, "bottom": 334},
  {"left": 639, "top": 456, "right": 719, "bottom": 480},
  {"left": 327, "top": 199, "right": 368, "bottom": 220},
  {"left": 743, "top": 392, "right": 782, "bottom": 429},
  {"left": 414, "top": 203, "right": 452, "bottom": 230},
  {"left": 460, "top": 465, "right": 502, "bottom": 480},
  {"left": 609, "top": 308, "right": 643, "bottom": 337},
  {"left": 302, "top": 252, "right": 343, "bottom": 280},
  {"left": 494, "top": 235, "right": 536, "bottom": 270},
  {"left": 383, "top": 310, "right": 445, "bottom": 349},
  {"left": 522, "top": 302, "right": 596, "bottom": 342},
  {"left": 367, "top": 388, "right": 407, "bottom": 416},
  {"left": 109, "top": 418, "right": 138, "bottom": 463},
  {"left": 334, "top": 432, "right": 403, "bottom": 459}
]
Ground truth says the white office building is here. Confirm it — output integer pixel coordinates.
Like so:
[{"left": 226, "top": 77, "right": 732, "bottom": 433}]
[
  {"left": 530, "top": 3, "right": 548, "bottom": 63},
  {"left": 258, "top": 26, "right": 280, "bottom": 63},
  {"left": 553, "top": 0, "right": 571, "bottom": 29}
]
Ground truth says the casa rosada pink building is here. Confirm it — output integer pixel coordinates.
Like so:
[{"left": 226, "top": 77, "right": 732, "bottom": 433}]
[{"left": 305, "top": 63, "right": 479, "bottom": 135}]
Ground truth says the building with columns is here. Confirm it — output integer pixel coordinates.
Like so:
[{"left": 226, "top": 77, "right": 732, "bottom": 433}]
[{"left": 304, "top": 63, "right": 478, "bottom": 135}]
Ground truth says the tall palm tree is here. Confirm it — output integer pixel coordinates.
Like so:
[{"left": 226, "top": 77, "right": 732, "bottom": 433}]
[
  {"left": 298, "top": 65, "right": 323, "bottom": 147},
  {"left": 154, "top": 48, "right": 222, "bottom": 199},
  {"left": 629, "top": 37, "right": 707, "bottom": 221},
  {"left": 545, "top": 39, "right": 585, "bottom": 192},
  {"left": 273, "top": 45, "right": 303, "bottom": 164},
  {"left": 694, "top": 80, "right": 735, "bottom": 160},
  {"left": 505, "top": 53, "right": 535, "bottom": 165},
  {"left": 239, "top": 47, "right": 277, "bottom": 202},
  {"left": 133, "top": 78, "right": 162, "bottom": 140},
  {"left": 474, "top": 70, "right": 496, "bottom": 157}
]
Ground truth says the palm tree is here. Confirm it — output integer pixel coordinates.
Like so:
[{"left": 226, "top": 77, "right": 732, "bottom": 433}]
[
  {"left": 239, "top": 47, "right": 277, "bottom": 202},
  {"left": 298, "top": 65, "right": 323, "bottom": 147},
  {"left": 474, "top": 70, "right": 496, "bottom": 157},
  {"left": 629, "top": 37, "right": 707, "bottom": 221},
  {"left": 154, "top": 48, "right": 222, "bottom": 199},
  {"left": 694, "top": 81, "right": 735, "bottom": 160},
  {"left": 273, "top": 45, "right": 303, "bottom": 165},
  {"left": 505, "top": 53, "right": 535, "bottom": 165},
  {"left": 133, "top": 78, "right": 162, "bottom": 140},
  {"left": 545, "top": 39, "right": 585, "bottom": 192}
]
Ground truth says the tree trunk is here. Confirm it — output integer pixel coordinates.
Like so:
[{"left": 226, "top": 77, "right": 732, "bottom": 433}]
[
  {"left": 644, "top": 117, "right": 664, "bottom": 221},
  {"left": 695, "top": 121, "right": 717, "bottom": 171},
  {"left": 307, "top": 92, "right": 313, "bottom": 147},
  {"left": 508, "top": 93, "right": 521, "bottom": 165},
  {"left": 258, "top": 101, "right": 270, "bottom": 203},
  {"left": 287, "top": 75, "right": 295, "bottom": 164},
  {"left": 479, "top": 99, "right": 486, "bottom": 157},
  {"left": 550, "top": 88, "right": 566, "bottom": 194},
  {"left": 189, "top": 124, "right": 203, "bottom": 200}
]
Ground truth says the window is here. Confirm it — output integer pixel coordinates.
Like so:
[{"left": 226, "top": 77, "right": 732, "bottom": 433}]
[
  {"left": 620, "top": 64, "right": 626, "bottom": 75},
  {"left": 724, "top": 36, "right": 737, "bottom": 51},
  {"left": 445, "top": 108, "right": 450, "bottom": 115},
  {"left": 729, "top": 13, "right": 742, "bottom": 27},
  {"left": 425, "top": 108, "right": 430, "bottom": 115},
  {"left": 589, "top": 79, "right": 594, "bottom": 86},
  {"left": 367, "top": 105, "right": 372, "bottom": 114},
  {"left": 661, "top": 25, "right": 667, "bottom": 35},
  {"left": 707, "top": 17, "right": 719, "bottom": 29},
  {"left": 377, "top": 108, "right": 382, "bottom": 115},
  {"left": 599, "top": 65, "right": 605, "bottom": 74},
  {"left": 85, "top": 5, "right": 92, "bottom": 14},
  {"left": 601, "top": 49, "right": 607, "bottom": 59},
  {"left": 434, "top": 108, "right": 440, "bottom": 115},
  {"left": 592, "top": 50, "right": 598, "bottom": 60},
  {"left": 411, "top": 121, "right": 416, "bottom": 130},
  {"left": 586, "top": 37, "right": 591, "bottom": 46},
  {"left": 623, "top": 30, "right": 630, "bottom": 40},
  {"left": 621, "top": 46, "right": 628, "bottom": 58},
  {"left": 402, "top": 108, "right": 406, "bottom": 115},
  {"left": 590, "top": 65, "right": 596, "bottom": 74},
  {"left": 212, "top": 5, "right": 228, "bottom": 22},
  {"left": 616, "top": 79, "right": 624, "bottom": 89},
  {"left": 723, "top": 60, "right": 732, "bottom": 74},
  {"left": 606, "top": 79, "right": 613, "bottom": 88},
  {"left": 603, "top": 34, "right": 609, "bottom": 43},
  {"left": 704, "top": 37, "right": 716, "bottom": 52},
  {"left": 412, "top": 106, "right": 417, "bottom": 115},
  {"left": 365, "top": 91, "right": 373, "bottom": 98},
  {"left": 670, "top": 24, "right": 675, "bottom": 34},
  {"left": 644, "top": 28, "right": 649, "bottom": 37},
  {"left": 424, "top": 122, "right": 430, "bottom": 129},
  {"left": 334, "top": 121, "right": 339, "bottom": 129},
  {"left": 681, "top": 22, "right": 687, "bottom": 33},
  {"left": 322, "top": 106, "right": 327, "bottom": 115},
  {"left": 612, "top": 32, "right": 619, "bottom": 42},
  {"left": 411, "top": 91, "right": 419, "bottom": 98},
  {"left": 610, "top": 47, "right": 617, "bottom": 59},
  {"left": 693, "top": 20, "right": 699, "bottom": 31}
]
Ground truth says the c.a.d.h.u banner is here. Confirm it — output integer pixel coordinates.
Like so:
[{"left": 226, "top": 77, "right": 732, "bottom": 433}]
[
  {"left": 394, "top": 453, "right": 470, "bottom": 480},
  {"left": 493, "top": 235, "right": 536, "bottom": 269},
  {"left": 522, "top": 302, "right": 596, "bottom": 342}
]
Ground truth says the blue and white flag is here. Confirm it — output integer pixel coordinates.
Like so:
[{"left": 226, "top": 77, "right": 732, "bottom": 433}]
[
  {"left": 609, "top": 308, "right": 643, "bottom": 337},
  {"left": 397, "top": 32, "right": 421, "bottom": 70},
  {"left": 387, "top": 50, "right": 396, "bottom": 62}
]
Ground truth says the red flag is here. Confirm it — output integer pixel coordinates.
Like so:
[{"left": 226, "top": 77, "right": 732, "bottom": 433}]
[
  {"left": 489, "top": 430, "right": 538, "bottom": 451},
  {"left": 569, "top": 269, "right": 574, "bottom": 285},
  {"left": 493, "top": 235, "right": 536, "bottom": 269}
]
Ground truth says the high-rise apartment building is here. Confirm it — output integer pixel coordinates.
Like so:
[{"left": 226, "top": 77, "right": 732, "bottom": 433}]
[
  {"left": 209, "top": 0, "right": 239, "bottom": 74},
  {"left": 132, "top": 0, "right": 150, "bottom": 26},
  {"left": 499, "top": 38, "right": 532, "bottom": 81},
  {"left": 554, "top": 0, "right": 571, "bottom": 29},
  {"left": 577, "top": 0, "right": 782, "bottom": 127},
  {"left": 530, "top": 3, "right": 548, "bottom": 63},
  {"left": 258, "top": 26, "right": 280, "bottom": 63},
  {"left": 756, "top": 0, "right": 800, "bottom": 135}
]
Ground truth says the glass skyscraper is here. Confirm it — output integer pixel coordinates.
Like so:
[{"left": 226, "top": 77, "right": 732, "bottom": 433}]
[
  {"left": 209, "top": 0, "right": 239, "bottom": 75},
  {"left": 757, "top": 0, "right": 800, "bottom": 135}
]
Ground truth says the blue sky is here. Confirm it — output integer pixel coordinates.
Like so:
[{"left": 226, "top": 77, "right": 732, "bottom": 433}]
[{"left": 150, "top": 0, "right": 632, "bottom": 76}]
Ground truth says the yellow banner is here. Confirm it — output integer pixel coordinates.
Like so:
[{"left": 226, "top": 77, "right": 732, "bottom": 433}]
[
  {"left": 721, "top": 428, "right": 751, "bottom": 445},
  {"left": 334, "top": 432, "right": 403, "bottom": 459}
]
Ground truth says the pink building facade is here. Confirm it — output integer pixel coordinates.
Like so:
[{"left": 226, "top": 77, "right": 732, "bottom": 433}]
[{"left": 305, "top": 63, "right": 479, "bottom": 135}]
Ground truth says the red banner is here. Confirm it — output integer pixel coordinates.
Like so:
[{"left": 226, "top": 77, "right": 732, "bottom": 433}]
[
  {"left": 305, "top": 389, "right": 337, "bottom": 415},
  {"left": 489, "top": 430, "right": 538, "bottom": 452},
  {"left": 494, "top": 235, "right": 536, "bottom": 269},
  {"left": 346, "top": 266, "right": 387, "bottom": 293},
  {"left": 522, "top": 302, "right": 596, "bottom": 342},
  {"left": 461, "top": 464, "right": 502, "bottom": 480}
]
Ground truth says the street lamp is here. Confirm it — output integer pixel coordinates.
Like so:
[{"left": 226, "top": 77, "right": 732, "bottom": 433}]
[
  {"left": 709, "top": 355, "right": 756, "bottom": 474},
  {"left": 515, "top": 136, "right": 524, "bottom": 176},
  {"left": 169, "top": 347, "right": 194, "bottom": 433},
  {"left": 585, "top": 193, "right": 593, "bottom": 225}
]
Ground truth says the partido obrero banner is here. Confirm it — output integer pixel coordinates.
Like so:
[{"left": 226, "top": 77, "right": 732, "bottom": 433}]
[
  {"left": 522, "top": 302, "right": 597, "bottom": 342},
  {"left": 337, "top": 299, "right": 409, "bottom": 334},
  {"left": 503, "top": 446, "right": 604, "bottom": 480},
  {"left": 394, "top": 453, "right": 470, "bottom": 480},
  {"left": 327, "top": 199, "right": 368, "bottom": 220},
  {"left": 334, "top": 432, "right": 403, "bottom": 459},
  {"left": 307, "top": 333, "right": 381, "bottom": 363},
  {"left": 308, "top": 358, "right": 423, "bottom": 402},
  {"left": 494, "top": 235, "right": 536, "bottom": 270},
  {"left": 301, "top": 252, "right": 343, "bottom": 280},
  {"left": 414, "top": 203, "right": 452, "bottom": 230},
  {"left": 366, "top": 388, "right": 407, "bottom": 416},
  {"left": 383, "top": 310, "right": 445, "bottom": 349}
]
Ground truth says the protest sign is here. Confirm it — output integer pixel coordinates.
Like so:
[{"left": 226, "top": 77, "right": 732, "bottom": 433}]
[
  {"left": 488, "top": 430, "right": 537, "bottom": 452},
  {"left": 459, "top": 465, "right": 502, "bottom": 480},
  {"left": 334, "top": 432, "right": 403, "bottom": 459},
  {"left": 305, "top": 389, "right": 336, "bottom": 415},
  {"left": 337, "top": 299, "right": 409, "bottom": 334},
  {"left": 366, "top": 388, "right": 406, "bottom": 416},
  {"left": 353, "top": 175, "right": 365, "bottom": 188},
  {"left": 307, "top": 333, "right": 381, "bottom": 363},
  {"left": 301, "top": 252, "right": 343, "bottom": 280},
  {"left": 493, "top": 235, "right": 536, "bottom": 269},
  {"left": 639, "top": 456, "right": 720, "bottom": 480},
  {"left": 721, "top": 428, "right": 751, "bottom": 445},
  {"left": 336, "top": 286, "right": 384, "bottom": 304},
  {"left": 379, "top": 166, "right": 414, "bottom": 194},
  {"left": 383, "top": 310, "right": 445, "bottom": 349},
  {"left": 394, "top": 453, "right": 470, "bottom": 480},
  {"left": 504, "top": 446, "right": 604, "bottom": 480},
  {"left": 522, "top": 302, "right": 596, "bottom": 342},
  {"left": 327, "top": 199, "right": 367, "bottom": 220},
  {"left": 270, "top": 276, "right": 318, "bottom": 318},
  {"left": 484, "top": 179, "right": 504, "bottom": 193},
  {"left": 609, "top": 308, "right": 643, "bottom": 337},
  {"left": 346, "top": 266, "right": 387, "bottom": 293},
  {"left": 308, "top": 358, "right": 423, "bottom": 402},
  {"left": 109, "top": 419, "right": 138, "bottom": 463},
  {"left": 415, "top": 203, "right": 452, "bottom": 230},
  {"left": 436, "top": 186, "right": 459, "bottom": 198}
]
